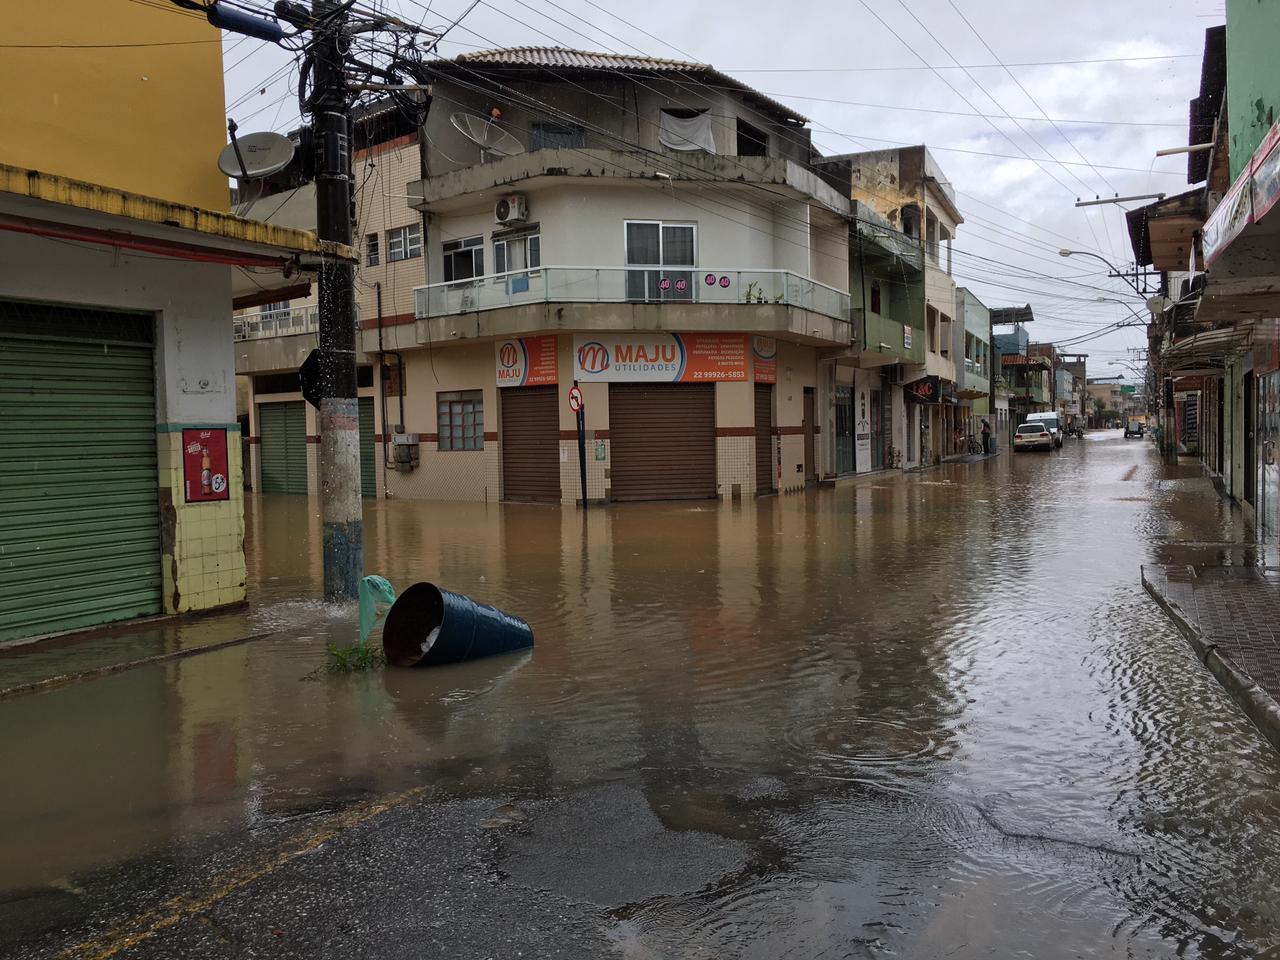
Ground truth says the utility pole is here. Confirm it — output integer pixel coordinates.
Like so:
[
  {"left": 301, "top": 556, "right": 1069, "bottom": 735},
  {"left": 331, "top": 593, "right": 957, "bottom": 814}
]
[{"left": 311, "top": 0, "right": 362, "bottom": 601}]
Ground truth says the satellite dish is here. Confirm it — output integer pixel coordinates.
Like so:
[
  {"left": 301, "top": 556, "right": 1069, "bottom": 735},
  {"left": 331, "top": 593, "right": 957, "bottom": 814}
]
[
  {"left": 218, "top": 131, "right": 296, "bottom": 179},
  {"left": 450, "top": 112, "right": 525, "bottom": 161}
]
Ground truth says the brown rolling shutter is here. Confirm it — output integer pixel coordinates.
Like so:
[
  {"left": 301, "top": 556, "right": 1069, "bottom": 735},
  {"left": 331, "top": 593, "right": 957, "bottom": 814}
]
[
  {"left": 755, "top": 383, "right": 774, "bottom": 493},
  {"left": 609, "top": 383, "right": 716, "bottom": 501},
  {"left": 501, "top": 385, "right": 561, "bottom": 502}
]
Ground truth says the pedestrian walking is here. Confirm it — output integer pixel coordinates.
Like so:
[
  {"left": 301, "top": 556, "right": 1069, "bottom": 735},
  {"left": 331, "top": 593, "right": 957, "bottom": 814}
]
[{"left": 981, "top": 418, "right": 991, "bottom": 455}]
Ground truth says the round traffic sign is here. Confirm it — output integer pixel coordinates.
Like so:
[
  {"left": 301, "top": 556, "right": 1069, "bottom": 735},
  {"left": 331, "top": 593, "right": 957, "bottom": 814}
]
[{"left": 568, "top": 385, "right": 584, "bottom": 412}]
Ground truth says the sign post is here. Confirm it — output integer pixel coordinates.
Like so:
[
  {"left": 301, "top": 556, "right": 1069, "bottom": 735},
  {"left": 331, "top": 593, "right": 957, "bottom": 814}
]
[{"left": 569, "top": 383, "right": 588, "bottom": 509}]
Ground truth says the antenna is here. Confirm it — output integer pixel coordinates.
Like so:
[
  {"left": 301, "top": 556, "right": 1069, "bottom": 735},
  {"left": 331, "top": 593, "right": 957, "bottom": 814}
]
[
  {"left": 450, "top": 111, "right": 525, "bottom": 162},
  {"left": 217, "top": 129, "right": 296, "bottom": 179}
]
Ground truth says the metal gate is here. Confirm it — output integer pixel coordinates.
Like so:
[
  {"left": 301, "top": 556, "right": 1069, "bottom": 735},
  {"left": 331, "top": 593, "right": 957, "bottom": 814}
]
[
  {"left": 609, "top": 383, "right": 716, "bottom": 501},
  {"left": 0, "top": 304, "right": 161, "bottom": 642},
  {"left": 803, "top": 387, "right": 817, "bottom": 482},
  {"left": 500, "top": 385, "right": 561, "bottom": 502},
  {"left": 359, "top": 396, "right": 376, "bottom": 498},
  {"left": 835, "top": 385, "right": 854, "bottom": 475},
  {"left": 258, "top": 401, "right": 308, "bottom": 494},
  {"left": 754, "top": 383, "right": 774, "bottom": 494}
]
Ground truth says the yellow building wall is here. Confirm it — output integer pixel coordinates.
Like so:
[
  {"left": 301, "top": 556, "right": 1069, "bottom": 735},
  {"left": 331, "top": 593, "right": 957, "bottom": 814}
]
[{"left": 1, "top": 1, "right": 228, "bottom": 211}]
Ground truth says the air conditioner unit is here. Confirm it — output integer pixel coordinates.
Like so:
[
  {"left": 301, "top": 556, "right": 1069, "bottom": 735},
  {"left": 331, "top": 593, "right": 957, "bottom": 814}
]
[{"left": 494, "top": 194, "right": 528, "bottom": 224}]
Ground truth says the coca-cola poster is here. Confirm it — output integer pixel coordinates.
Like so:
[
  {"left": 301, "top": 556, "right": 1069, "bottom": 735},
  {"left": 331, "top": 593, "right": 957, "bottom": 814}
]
[{"left": 182, "top": 428, "right": 230, "bottom": 503}]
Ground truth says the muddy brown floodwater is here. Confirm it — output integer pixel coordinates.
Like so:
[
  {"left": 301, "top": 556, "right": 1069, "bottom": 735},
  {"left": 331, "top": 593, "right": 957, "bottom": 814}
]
[{"left": 4, "top": 431, "right": 1280, "bottom": 958}]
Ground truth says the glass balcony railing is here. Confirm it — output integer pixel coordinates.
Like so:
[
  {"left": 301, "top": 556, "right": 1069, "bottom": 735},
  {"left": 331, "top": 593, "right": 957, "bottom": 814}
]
[
  {"left": 233, "top": 305, "right": 321, "bottom": 341},
  {"left": 414, "top": 267, "right": 851, "bottom": 323}
]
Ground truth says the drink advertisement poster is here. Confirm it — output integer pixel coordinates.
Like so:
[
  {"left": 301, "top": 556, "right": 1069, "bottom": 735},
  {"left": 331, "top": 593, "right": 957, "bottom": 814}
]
[
  {"left": 496, "top": 335, "right": 559, "bottom": 387},
  {"left": 183, "top": 429, "right": 230, "bottom": 503},
  {"left": 573, "top": 333, "right": 748, "bottom": 382}
]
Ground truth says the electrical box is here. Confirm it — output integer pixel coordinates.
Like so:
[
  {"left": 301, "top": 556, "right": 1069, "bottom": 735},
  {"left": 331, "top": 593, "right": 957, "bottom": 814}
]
[{"left": 391, "top": 432, "right": 419, "bottom": 471}]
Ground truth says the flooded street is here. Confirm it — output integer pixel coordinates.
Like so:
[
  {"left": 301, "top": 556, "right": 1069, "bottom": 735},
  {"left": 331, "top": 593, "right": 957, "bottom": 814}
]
[{"left": 6, "top": 431, "right": 1280, "bottom": 958}]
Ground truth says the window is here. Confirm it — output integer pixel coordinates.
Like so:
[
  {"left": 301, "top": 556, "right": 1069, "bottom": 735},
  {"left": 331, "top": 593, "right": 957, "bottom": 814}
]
[
  {"left": 437, "top": 390, "right": 484, "bottom": 451},
  {"left": 927, "top": 307, "right": 938, "bottom": 353},
  {"left": 443, "top": 235, "right": 484, "bottom": 282},
  {"left": 531, "top": 121, "right": 586, "bottom": 151},
  {"left": 869, "top": 281, "right": 882, "bottom": 315},
  {"left": 493, "top": 232, "right": 541, "bottom": 275},
  {"left": 736, "top": 117, "right": 768, "bottom": 157},
  {"left": 366, "top": 233, "right": 380, "bottom": 266},
  {"left": 387, "top": 223, "right": 422, "bottom": 262},
  {"left": 658, "top": 108, "right": 716, "bottom": 154},
  {"left": 625, "top": 221, "right": 695, "bottom": 301}
]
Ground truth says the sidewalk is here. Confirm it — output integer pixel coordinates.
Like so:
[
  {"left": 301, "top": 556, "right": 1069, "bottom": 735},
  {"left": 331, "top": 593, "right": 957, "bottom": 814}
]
[{"left": 1143, "top": 563, "right": 1280, "bottom": 753}]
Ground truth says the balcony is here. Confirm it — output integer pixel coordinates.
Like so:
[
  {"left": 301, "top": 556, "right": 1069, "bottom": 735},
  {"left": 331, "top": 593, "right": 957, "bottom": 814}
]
[
  {"left": 393, "top": 267, "right": 854, "bottom": 350},
  {"left": 233, "top": 305, "right": 319, "bottom": 342},
  {"left": 416, "top": 266, "right": 849, "bottom": 322},
  {"left": 1008, "top": 383, "right": 1051, "bottom": 405}
]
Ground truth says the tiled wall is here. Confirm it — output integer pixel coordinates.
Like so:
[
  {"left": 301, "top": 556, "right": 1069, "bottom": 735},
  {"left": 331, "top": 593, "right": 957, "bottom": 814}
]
[
  {"left": 156, "top": 426, "right": 247, "bottom": 615},
  {"left": 716, "top": 436, "right": 754, "bottom": 499},
  {"left": 559, "top": 437, "right": 609, "bottom": 503}
]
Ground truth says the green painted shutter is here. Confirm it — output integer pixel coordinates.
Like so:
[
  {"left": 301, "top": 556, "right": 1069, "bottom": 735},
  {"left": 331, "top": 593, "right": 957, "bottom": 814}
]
[
  {"left": 0, "top": 324, "right": 161, "bottom": 643},
  {"left": 258, "top": 401, "right": 308, "bottom": 494},
  {"left": 359, "top": 397, "right": 376, "bottom": 497}
]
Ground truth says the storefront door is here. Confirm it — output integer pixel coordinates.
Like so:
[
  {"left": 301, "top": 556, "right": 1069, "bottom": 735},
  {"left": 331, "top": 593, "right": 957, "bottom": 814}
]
[
  {"left": 1258, "top": 372, "right": 1280, "bottom": 545},
  {"left": 871, "top": 389, "right": 885, "bottom": 470},
  {"left": 835, "top": 385, "right": 854, "bottom": 475}
]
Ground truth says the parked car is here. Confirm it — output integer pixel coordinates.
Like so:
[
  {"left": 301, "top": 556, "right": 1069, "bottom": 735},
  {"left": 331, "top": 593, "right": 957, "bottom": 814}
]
[
  {"left": 1014, "top": 421, "right": 1054, "bottom": 452},
  {"left": 1124, "top": 418, "right": 1145, "bottom": 439},
  {"left": 1025, "top": 412, "right": 1063, "bottom": 447}
]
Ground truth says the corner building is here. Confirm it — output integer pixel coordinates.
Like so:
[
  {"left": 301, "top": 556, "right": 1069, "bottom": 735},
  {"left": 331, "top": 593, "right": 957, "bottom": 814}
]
[{"left": 371, "top": 48, "right": 856, "bottom": 502}]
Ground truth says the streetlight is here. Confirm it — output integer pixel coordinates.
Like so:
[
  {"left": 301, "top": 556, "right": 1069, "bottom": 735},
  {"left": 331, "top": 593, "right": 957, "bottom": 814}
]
[
  {"left": 1060, "top": 249, "right": 1144, "bottom": 296},
  {"left": 1095, "top": 296, "right": 1149, "bottom": 325}
]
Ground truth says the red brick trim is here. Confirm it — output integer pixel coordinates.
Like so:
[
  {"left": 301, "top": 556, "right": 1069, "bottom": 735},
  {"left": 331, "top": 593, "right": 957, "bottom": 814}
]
[
  {"left": 353, "top": 133, "right": 418, "bottom": 161},
  {"left": 483, "top": 431, "right": 498, "bottom": 441},
  {"left": 774, "top": 426, "right": 819, "bottom": 436},
  {"left": 248, "top": 436, "right": 261, "bottom": 444},
  {"left": 305, "top": 434, "right": 320, "bottom": 444},
  {"left": 558, "top": 430, "right": 610, "bottom": 440},
  {"left": 422, "top": 433, "right": 440, "bottom": 442},
  {"left": 715, "top": 426, "right": 756, "bottom": 437}
]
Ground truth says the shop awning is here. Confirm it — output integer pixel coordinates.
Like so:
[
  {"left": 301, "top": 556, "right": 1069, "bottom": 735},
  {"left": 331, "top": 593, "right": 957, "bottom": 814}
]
[
  {"left": 1162, "top": 324, "right": 1253, "bottom": 373},
  {"left": 0, "top": 163, "right": 354, "bottom": 305}
]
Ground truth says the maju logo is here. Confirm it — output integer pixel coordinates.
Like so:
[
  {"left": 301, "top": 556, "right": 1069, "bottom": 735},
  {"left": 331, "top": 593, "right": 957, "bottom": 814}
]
[{"left": 578, "top": 342, "right": 610, "bottom": 374}]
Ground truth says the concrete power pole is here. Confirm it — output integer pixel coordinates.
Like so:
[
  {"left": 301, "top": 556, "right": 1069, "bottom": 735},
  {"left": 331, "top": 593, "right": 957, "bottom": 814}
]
[{"left": 311, "top": 0, "right": 362, "bottom": 601}]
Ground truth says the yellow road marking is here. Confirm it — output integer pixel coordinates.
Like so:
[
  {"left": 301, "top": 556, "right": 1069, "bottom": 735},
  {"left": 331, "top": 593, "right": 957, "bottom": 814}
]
[{"left": 59, "top": 784, "right": 432, "bottom": 960}]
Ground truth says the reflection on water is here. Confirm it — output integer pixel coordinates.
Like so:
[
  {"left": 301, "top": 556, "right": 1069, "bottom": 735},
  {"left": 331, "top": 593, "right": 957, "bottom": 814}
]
[{"left": 3, "top": 432, "right": 1280, "bottom": 957}]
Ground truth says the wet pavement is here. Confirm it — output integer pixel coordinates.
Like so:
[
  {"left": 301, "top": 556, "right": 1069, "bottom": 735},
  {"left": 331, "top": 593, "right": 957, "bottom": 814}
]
[{"left": 5, "top": 430, "right": 1280, "bottom": 958}]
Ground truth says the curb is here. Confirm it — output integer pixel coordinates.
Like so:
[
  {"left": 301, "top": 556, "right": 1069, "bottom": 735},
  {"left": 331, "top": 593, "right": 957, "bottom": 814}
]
[
  {"left": 0, "top": 631, "right": 273, "bottom": 701},
  {"left": 1141, "top": 565, "right": 1280, "bottom": 754}
]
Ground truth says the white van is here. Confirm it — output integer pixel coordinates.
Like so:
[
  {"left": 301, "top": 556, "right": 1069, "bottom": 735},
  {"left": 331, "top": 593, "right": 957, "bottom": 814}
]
[{"left": 1026, "top": 412, "right": 1063, "bottom": 448}]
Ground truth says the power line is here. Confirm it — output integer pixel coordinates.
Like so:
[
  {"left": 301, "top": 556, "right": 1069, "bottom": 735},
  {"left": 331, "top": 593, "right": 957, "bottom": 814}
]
[{"left": 726, "top": 54, "right": 1201, "bottom": 72}]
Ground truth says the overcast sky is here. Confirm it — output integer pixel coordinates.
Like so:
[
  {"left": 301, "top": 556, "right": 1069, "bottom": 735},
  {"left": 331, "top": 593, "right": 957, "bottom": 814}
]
[{"left": 223, "top": 0, "right": 1225, "bottom": 379}]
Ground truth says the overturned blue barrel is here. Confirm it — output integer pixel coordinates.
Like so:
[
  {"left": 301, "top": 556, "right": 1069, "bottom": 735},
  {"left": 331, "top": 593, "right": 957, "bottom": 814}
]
[{"left": 382, "top": 582, "right": 534, "bottom": 668}]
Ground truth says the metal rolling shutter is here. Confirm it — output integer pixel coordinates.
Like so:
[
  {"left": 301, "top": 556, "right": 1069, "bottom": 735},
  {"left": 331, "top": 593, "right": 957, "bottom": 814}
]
[
  {"left": 501, "top": 386, "right": 561, "bottom": 502},
  {"left": 258, "top": 401, "right": 308, "bottom": 494},
  {"left": 359, "top": 397, "right": 376, "bottom": 498},
  {"left": 754, "top": 383, "right": 774, "bottom": 493},
  {"left": 0, "top": 309, "right": 161, "bottom": 643},
  {"left": 609, "top": 383, "right": 716, "bottom": 501}
]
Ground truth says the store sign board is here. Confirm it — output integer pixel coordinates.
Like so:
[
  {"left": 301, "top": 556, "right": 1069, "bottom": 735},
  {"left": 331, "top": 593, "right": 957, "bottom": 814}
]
[
  {"left": 573, "top": 333, "right": 748, "bottom": 382},
  {"left": 1204, "top": 166, "right": 1254, "bottom": 266},
  {"left": 752, "top": 336, "right": 777, "bottom": 384},
  {"left": 496, "top": 335, "right": 558, "bottom": 387},
  {"left": 182, "top": 428, "right": 230, "bottom": 503},
  {"left": 905, "top": 376, "right": 942, "bottom": 404}
]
